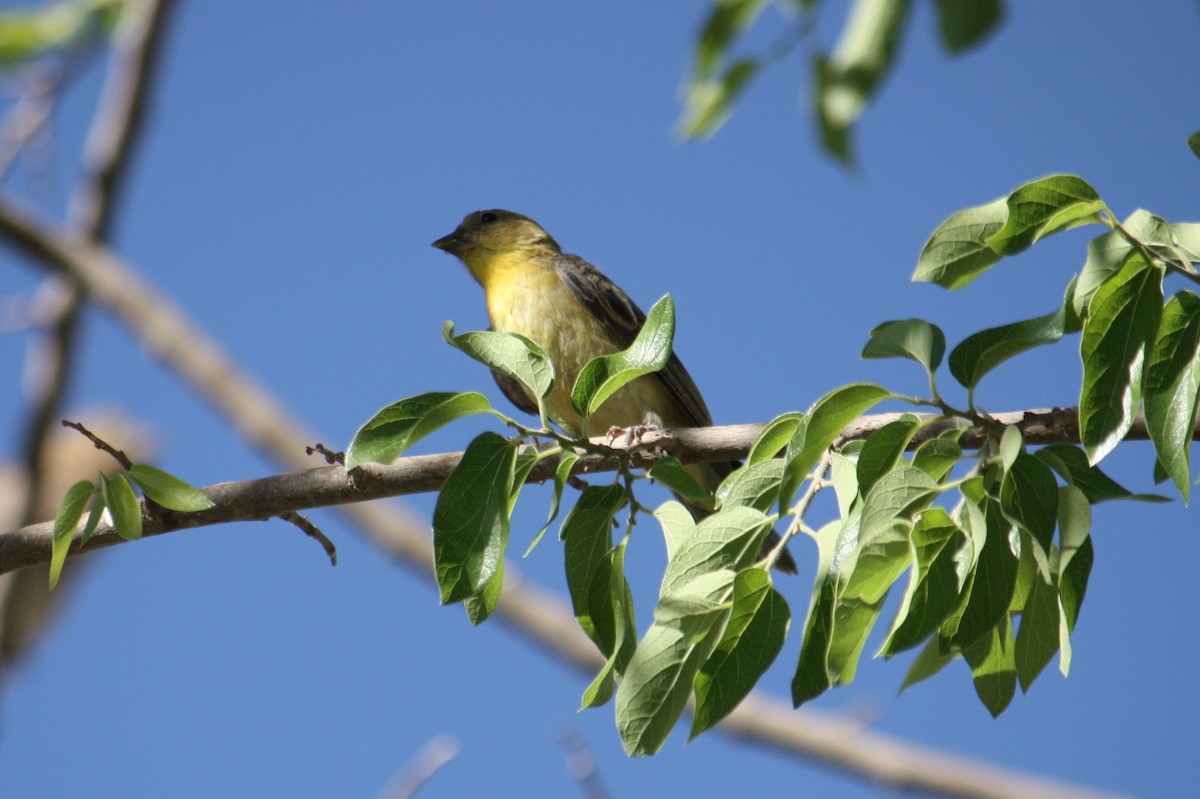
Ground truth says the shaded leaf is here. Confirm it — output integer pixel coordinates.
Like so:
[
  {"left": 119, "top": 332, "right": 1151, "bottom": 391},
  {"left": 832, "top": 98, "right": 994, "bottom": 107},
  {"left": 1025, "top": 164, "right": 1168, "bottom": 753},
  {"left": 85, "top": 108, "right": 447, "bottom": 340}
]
[
  {"left": 1000, "top": 452, "right": 1059, "bottom": 550},
  {"left": 691, "top": 568, "right": 788, "bottom": 738},
  {"left": 432, "top": 433, "right": 517, "bottom": 606},
  {"left": 963, "top": 618, "right": 1017, "bottom": 717},
  {"left": 933, "top": 0, "right": 1003, "bottom": 52},
  {"left": 1079, "top": 251, "right": 1163, "bottom": 463},
  {"left": 948, "top": 305, "right": 1065, "bottom": 390},
  {"left": 881, "top": 508, "right": 963, "bottom": 655},
  {"left": 792, "top": 521, "right": 842, "bottom": 706},
  {"left": 1144, "top": 291, "right": 1200, "bottom": 500},
  {"left": 1035, "top": 443, "right": 1167, "bottom": 504},
  {"left": 649, "top": 457, "right": 713, "bottom": 503},
  {"left": 616, "top": 570, "right": 732, "bottom": 755},
  {"left": 855, "top": 415, "right": 921, "bottom": 497},
  {"left": 562, "top": 484, "right": 628, "bottom": 655}
]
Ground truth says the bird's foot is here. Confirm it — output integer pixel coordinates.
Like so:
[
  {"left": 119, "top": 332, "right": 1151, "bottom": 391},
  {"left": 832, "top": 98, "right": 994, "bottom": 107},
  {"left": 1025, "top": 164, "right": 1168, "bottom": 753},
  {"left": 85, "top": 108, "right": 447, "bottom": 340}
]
[{"left": 606, "top": 424, "right": 657, "bottom": 449}]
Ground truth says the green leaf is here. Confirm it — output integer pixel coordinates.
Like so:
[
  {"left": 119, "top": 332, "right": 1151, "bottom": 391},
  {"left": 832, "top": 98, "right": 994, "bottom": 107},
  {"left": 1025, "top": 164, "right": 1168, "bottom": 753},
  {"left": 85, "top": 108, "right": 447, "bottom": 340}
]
[
  {"left": 933, "top": 0, "right": 1003, "bottom": 52},
  {"left": 1079, "top": 251, "right": 1163, "bottom": 463},
  {"left": 911, "top": 430, "right": 963, "bottom": 482},
  {"left": 963, "top": 617, "right": 1017, "bottom": 717},
  {"left": 780, "top": 383, "right": 892, "bottom": 508},
  {"left": 1189, "top": 130, "right": 1200, "bottom": 160},
  {"left": 1144, "top": 291, "right": 1200, "bottom": 501},
  {"left": 947, "top": 499, "right": 1018, "bottom": 650},
  {"left": 101, "top": 473, "right": 142, "bottom": 541},
  {"left": 692, "top": 0, "right": 771, "bottom": 78},
  {"left": 1035, "top": 443, "right": 1167, "bottom": 504},
  {"left": 680, "top": 58, "right": 761, "bottom": 140},
  {"left": 948, "top": 305, "right": 1066, "bottom": 390},
  {"left": 0, "top": 0, "right": 123, "bottom": 67},
  {"left": 661, "top": 506, "right": 775, "bottom": 596},
  {"left": 984, "top": 175, "right": 1104, "bottom": 255},
  {"left": 815, "top": 0, "right": 912, "bottom": 163},
  {"left": 792, "top": 520, "right": 842, "bottom": 706},
  {"left": 1000, "top": 452, "right": 1059, "bottom": 550},
  {"left": 648, "top": 458, "right": 713, "bottom": 503},
  {"left": 508, "top": 446, "right": 541, "bottom": 512},
  {"left": 825, "top": 467, "right": 937, "bottom": 683},
  {"left": 1015, "top": 570, "right": 1060, "bottom": 693},
  {"left": 346, "top": 392, "right": 492, "bottom": 469},
  {"left": 913, "top": 196, "right": 1007, "bottom": 288},
  {"left": 998, "top": 425, "right": 1023, "bottom": 471},
  {"left": 616, "top": 569, "right": 732, "bottom": 755},
  {"left": 861, "top": 319, "right": 946, "bottom": 379},
  {"left": 432, "top": 432, "right": 517, "bottom": 606},
  {"left": 881, "top": 508, "right": 963, "bottom": 656},
  {"left": 126, "top": 464, "right": 214, "bottom": 512},
  {"left": 654, "top": 500, "right": 696, "bottom": 563},
  {"left": 50, "top": 481, "right": 94, "bottom": 589},
  {"left": 444, "top": 323, "right": 554, "bottom": 402},
  {"left": 715, "top": 459, "right": 784, "bottom": 513},
  {"left": 77, "top": 492, "right": 106, "bottom": 546},
  {"left": 579, "top": 539, "right": 636, "bottom": 710},
  {"left": 562, "top": 484, "right": 628, "bottom": 655},
  {"left": 899, "top": 635, "right": 955, "bottom": 692},
  {"left": 748, "top": 412, "right": 804, "bottom": 465},
  {"left": 1056, "top": 486, "right": 1092, "bottom": 677},
  {"left": 691, "top": 568, "right": 790, "bottom": 738},
  {"left": 525, "top": 450, "right": 580, "bottom": 557},
  {"left": 572, "top": 294, "right": 674, "bottom": 419},
  {"left": 465, "top": 560, "right": 504, "bottom": 626},
  {"left": 855, "top": 415, "right": 922, "bottom": 497},
  {"left": 1073, "top": 210, "right": 1168, "bottom": 317}
]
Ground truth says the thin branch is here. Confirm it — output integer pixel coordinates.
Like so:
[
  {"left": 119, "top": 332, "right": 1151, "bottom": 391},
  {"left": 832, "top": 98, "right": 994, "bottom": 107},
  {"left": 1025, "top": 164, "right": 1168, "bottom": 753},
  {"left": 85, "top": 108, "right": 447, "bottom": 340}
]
[
  {"left": 277, "top": 510, "right": 337, "bottom": 566},
  {"left": 60, "top": 418, "right": 134, "bottom": 470}
]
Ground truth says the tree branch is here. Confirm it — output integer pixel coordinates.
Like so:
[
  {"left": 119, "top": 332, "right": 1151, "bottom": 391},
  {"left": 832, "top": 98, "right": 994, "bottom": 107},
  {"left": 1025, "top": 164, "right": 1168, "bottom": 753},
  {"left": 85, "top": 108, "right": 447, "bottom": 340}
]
[{"left": 0, "top": 406, "right": 1169, "bottom": 576}]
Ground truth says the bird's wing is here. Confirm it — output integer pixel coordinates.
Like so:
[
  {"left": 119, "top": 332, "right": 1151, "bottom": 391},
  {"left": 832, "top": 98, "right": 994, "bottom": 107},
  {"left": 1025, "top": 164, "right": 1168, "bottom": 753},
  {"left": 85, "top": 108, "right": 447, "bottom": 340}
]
[{"left": 553, "top": 253, "right": 715, "bottom": 430}]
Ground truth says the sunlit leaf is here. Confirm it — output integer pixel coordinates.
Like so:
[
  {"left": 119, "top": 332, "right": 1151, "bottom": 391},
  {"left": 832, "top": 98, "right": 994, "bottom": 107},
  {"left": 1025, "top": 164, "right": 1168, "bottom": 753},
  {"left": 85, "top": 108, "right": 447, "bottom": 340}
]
[{"left": 346, "top": 392, "right": 493, "bottom": 468}]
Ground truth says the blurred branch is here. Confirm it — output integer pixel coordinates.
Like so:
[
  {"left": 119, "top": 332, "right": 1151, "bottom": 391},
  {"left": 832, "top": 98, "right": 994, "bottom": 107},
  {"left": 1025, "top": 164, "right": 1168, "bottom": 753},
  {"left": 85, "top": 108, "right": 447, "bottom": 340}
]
[{"left": 19, "top": 0, "right": 174, "bottom": 526}]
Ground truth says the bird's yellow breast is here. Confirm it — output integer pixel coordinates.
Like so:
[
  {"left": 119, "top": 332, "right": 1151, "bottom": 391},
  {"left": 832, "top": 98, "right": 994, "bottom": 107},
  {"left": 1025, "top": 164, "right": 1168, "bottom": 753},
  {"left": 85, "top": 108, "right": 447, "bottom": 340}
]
[{"left": 472, "top": 250, "right": 673, "bottom": 436}]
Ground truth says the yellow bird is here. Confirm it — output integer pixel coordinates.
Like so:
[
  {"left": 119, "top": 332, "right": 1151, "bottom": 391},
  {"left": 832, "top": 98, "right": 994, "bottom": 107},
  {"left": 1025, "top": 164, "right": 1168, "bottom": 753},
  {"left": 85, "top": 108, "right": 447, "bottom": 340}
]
[{"left": 433, "top": 209, "right": 796, "bottom": 573}]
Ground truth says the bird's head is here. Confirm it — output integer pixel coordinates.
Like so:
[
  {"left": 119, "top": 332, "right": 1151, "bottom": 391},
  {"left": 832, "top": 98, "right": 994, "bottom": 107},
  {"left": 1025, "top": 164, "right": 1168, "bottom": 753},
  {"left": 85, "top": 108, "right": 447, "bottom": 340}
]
[{"left": 432, "top": 210, "right": 561, "bottom": 262}]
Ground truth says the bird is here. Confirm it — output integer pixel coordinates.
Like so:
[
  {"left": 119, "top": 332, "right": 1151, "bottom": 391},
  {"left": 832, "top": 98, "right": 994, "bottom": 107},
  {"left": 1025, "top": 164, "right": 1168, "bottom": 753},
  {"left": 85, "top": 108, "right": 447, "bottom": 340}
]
[{"left": 433, "top": 209, "right": 796, "bottom": 573}]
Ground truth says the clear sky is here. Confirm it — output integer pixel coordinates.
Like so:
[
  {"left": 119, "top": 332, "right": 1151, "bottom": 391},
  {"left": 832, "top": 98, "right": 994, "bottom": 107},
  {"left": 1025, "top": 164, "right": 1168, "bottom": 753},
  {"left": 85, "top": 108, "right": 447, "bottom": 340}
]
[{"left": 2, "top": 2, "right": 1198, "bottom": 797}]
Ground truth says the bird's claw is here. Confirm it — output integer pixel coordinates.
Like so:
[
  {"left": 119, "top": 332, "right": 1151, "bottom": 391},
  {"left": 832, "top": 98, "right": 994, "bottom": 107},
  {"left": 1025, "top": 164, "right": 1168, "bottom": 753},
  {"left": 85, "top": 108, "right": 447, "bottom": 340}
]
[{"left": 606, "top": 424, "right": 656, "bottom": 449}]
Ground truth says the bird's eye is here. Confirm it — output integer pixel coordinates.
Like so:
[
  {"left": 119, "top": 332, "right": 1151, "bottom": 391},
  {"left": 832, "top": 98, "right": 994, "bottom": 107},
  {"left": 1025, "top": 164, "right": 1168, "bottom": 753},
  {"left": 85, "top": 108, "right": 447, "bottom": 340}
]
[{"left": 480, "top": 211, "right": 499, "bottom": 224}]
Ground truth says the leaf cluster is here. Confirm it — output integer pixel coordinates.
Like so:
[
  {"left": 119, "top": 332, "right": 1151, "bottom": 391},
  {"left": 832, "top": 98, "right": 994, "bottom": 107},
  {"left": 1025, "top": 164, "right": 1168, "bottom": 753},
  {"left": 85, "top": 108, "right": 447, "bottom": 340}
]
[{"left": 339, "top": 173, "right": 1200, "bottom": 751}]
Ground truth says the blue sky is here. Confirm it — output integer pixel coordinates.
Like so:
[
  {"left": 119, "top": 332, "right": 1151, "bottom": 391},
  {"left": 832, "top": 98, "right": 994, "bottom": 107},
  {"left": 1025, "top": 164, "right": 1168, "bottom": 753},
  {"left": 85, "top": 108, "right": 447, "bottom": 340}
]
[{"left": 2, "top": 2, "right": 1198, "bottom": 797}]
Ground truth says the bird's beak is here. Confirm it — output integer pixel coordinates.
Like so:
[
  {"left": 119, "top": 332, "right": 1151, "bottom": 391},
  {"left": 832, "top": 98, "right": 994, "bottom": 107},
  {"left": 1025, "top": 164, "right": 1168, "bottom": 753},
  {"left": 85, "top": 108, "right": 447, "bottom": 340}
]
[{"left": 432, "top": 229, "right": 469, "bottom": 257}]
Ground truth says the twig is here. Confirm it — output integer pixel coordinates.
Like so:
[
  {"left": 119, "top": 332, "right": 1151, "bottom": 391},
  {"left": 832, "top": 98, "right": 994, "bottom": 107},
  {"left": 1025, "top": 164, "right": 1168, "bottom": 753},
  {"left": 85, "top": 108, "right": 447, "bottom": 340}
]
[
  {"left": 277, "top": 510, "right": 337, "bottom": 566},
  {"left": 60, "top": 418, "right": 134, "bottom": 470}
]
